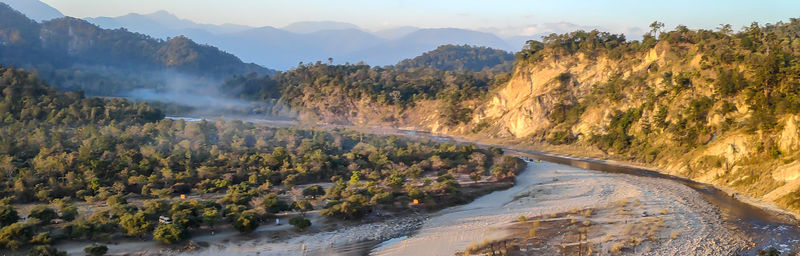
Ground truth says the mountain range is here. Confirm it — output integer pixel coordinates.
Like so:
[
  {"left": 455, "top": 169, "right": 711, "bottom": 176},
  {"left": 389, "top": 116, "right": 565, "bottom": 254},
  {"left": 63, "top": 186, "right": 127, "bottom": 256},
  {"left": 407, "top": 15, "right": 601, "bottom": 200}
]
[
  {"left": 0, "top": 0, "right": 646, "bottom": 70},
  {"left": 0, "top": 2, "right": 268, "bottom": 96},
  {"left": 85, "top": 13, "right": 519, "bottom": 69}
]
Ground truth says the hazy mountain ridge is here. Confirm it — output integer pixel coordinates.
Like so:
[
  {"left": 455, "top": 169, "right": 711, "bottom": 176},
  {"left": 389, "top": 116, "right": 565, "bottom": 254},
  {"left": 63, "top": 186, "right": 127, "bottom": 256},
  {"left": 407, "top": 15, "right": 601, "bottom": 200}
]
[
  {"left": 0, "top": 3, "right": 269, "bottom": 95},
  {"left": 82, "top": 11, "right": 522, "bottom": 69},
  {"left": 0, "top": 0, "right": 62, "bottom": 21}
]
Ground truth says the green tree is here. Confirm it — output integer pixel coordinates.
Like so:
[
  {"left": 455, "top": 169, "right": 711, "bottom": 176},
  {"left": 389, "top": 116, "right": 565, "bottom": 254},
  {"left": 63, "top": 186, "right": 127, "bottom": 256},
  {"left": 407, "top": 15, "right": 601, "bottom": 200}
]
[
  {"left": 469, "top": 172, "right": 482, "bottom": 183},
  {"left": 232, "top": 210, "right": 259, "bottom": 233},
  {"left": 59, "top": 205, "right": 78, "bottom": 221},
  {"left": 153, "top": 224, "right": 186, "bottom": 244},
  {"left": 106, "top": 194, "right": 127, "bottom": 206},
  {"left": 302, "top": 185, "right": 325, "bottom": 199},
  {"left": 349, "top": 171, "right": 361, "bottom": 186},
  {"left": 29, "top": 206, "right": 58, "bottom": 224},
  {"left": 0, "top": 223, "right": 33, "bottom": 249},
  {"left": 119, "top": 212, "right": 153, "bottom": 237},
  {"left": 260, "top": 193, "right": 290, "bottom": 213},
  {"left": 201, "top": 207, "right": 221, "bottom": 230},
  {"left": 386, "top": 173, "right": 405, "bottom": 190},
  {"left": 289, "top": 216, "right": 311, "bottom": 230},
  {"left": 292, "top": 200, "right": 313, "bottom": 215},
  {"left": 0, "top": 204, "right": 19, "bottom": 226}
]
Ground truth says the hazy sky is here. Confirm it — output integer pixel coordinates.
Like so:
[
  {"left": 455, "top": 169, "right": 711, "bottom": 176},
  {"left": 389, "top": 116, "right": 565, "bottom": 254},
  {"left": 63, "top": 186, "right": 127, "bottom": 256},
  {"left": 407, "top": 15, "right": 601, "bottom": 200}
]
[{"left": 41, "top": 0, "right": 800, "bottom": 34}]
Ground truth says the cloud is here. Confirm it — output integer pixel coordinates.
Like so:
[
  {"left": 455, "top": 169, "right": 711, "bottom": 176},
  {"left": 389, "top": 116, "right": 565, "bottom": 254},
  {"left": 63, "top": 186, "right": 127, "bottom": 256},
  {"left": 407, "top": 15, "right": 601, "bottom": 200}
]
[{"left": 481, "top": 22, "right": 646, "bottom": 40}]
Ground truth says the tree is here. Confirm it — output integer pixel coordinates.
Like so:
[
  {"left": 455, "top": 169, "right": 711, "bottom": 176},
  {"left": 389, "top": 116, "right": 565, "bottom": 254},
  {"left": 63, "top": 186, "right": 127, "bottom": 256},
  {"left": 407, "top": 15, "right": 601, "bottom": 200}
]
[
  {"left": 717, "top": 24, "right": 733, "bottom": 35},
  {"left": 0, "top": 223, "right": 33, "bottom": 249},
  {"left": 649, "top": 21, "right": 665, "bottom": 37},
  {"left": 349, "top": 171, "right": 361, "bottom": 186},
  {"left": 0, "top": 204, "right": 19, "bottom": 226},
  {"left": 469, "top": 172, "right": 482, "bottom": 183},
  {"left": 260, "top": 193, "right": 290, "bottom": 213},
  {"left": 232, "top": 210, "right": 258, "bottom": 233},
  {"left": 153, "top": 224, "right": 186, "bottom": 244},
  {"left": 59, "top": 205, "right": 78, "bottom": 221},
  {"left": 119, "top": 212, "right": 153, "bottom": 237},
  {"left": 106, "top": 194, "right": 127, "bottom": 206},
  {"left": 83, "top": 244, "right": 108, "bottom": 256},
  {"left": 302, "top": 185, "right": 325, "bottom": 199},
  {"left": 201, "top": 207, "right": 221, "bottom": 230},
  {"left": 289, "top": 216, "right": 311, "bottom": 230},
  {"left": 29, "top": 206, "right": 58, "bottom": 224},
  {"left": 386, "top": 173, "right": 405, "bottom": 190},
  {"left": 292, "top": 200, "right": 313, "bottom": 215}
]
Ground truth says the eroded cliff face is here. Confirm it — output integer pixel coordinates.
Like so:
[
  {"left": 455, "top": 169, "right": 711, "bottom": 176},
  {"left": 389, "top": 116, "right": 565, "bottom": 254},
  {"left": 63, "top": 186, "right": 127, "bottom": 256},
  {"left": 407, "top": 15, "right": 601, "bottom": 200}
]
[
  {"left": 296, "top": 40, "right": 800, "bottom": 213},
  {"left": 448, "top": 43, "right": 800, "bottom": 213}
]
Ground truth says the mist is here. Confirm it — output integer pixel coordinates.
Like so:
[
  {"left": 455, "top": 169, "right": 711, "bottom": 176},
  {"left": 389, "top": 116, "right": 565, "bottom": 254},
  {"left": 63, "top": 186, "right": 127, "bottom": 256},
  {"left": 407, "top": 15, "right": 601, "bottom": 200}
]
[{"left": 120, "top": 71, "right": 295, "bottom": 120}]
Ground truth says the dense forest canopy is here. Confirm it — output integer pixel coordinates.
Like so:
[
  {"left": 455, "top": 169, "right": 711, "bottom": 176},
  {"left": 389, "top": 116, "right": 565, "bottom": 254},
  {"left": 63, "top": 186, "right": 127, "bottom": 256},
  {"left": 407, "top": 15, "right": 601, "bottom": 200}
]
[
  {"left": 395, "top": 44, "right": 515, "bottom": 72},
  {"left": 220, "top": 61, "right": 512, "bottom": 124},
  {"left": 0, "top": 66, "right": 524, "bottom": 252}
]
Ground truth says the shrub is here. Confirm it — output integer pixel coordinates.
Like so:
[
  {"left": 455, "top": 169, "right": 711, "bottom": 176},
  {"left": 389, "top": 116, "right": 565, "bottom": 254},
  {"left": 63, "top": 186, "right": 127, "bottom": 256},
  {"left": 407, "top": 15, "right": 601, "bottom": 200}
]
[
  {"left": 29, "top": 206, "right": 58, "bottom": 224},
  {"left": 28, "top": 245, "right": 66, "bottom": 256},
  {"left": 0, "top": 204, "right": 18, "bottom": 226},
  {"left": 289, "top": 216, "right": 311, "bottom": 230},
  {"left": 153, "top": 224, "right": 186, "bottom": 244},
  {"left": 232, "top": 210, "right": 259, "bottom": 233},
  {"left": 302, "top": 185, "right": 325, "bottom": 199},
  {"left": 84, "top": 244, "right": 108, "bottom": 256}
]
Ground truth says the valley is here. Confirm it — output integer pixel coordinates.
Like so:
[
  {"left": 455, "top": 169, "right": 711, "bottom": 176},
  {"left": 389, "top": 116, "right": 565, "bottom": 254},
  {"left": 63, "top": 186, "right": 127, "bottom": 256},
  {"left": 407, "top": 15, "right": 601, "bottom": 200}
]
[{"left": 1, "top": 1, "right": 800, "bottom": 255}]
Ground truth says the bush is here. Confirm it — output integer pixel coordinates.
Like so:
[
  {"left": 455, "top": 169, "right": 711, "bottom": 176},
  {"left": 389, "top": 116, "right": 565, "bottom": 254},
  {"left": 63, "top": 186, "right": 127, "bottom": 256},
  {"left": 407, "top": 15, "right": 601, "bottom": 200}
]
[
  {"left": 84, "top": 244, "right": 108, "bottom": 256},
  {"left": 0, "top": 204, "right": 19, "bottom": 226},
  {"left": 106, "top": 194, "right": 127, "bottom": 206},
  {"left": 28, "top": 245, "right": 66, "bottom": 256},
  {"left": 29, "top": 206, "right": 58, "bottom": 224},
  {"left": 260, "top": 193, "right": 291, "bottom": 213},
  {"left": 153, "top": 224, "right": 186, "bottom": 244},
  {"left": 60, "top": 205, "right": 78, "bottom": 221},
  {"left": 0, "top": 223, "right": 33, "bottom": 249},
  {"left": 289, "top": 216, "right": 311, "bottom": 230},
  {"left": 119, "top": 212, "right": 154, "bottom": 236},
  {"left": 232, "top": 210, "right": 259, "bottom": 233},
  {"left": 302, "top": 185, "right": 325, "bottom": 199},
  {"left": 30, "top": 232, "right": 52, "bottom": 245}
]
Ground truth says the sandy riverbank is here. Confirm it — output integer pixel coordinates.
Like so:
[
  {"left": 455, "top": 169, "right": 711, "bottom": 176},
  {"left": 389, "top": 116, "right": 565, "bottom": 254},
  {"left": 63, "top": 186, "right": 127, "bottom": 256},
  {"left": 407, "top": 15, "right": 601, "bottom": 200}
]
[{"left": 373, "top": 161, "right": 752, "bottom": 255}]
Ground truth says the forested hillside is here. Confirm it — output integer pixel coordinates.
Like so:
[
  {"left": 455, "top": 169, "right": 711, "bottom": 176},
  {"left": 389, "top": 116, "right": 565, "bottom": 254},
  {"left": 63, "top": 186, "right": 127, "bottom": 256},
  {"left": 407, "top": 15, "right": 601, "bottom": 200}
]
[
  {"left": 0, "top": 3, "right": 268, "bottom": 96},
  {"left": 472, "top": 21, "right": 800, "bottom": 210},
  {"left": 221, "top": 61, "right": 511, "bottom": 125},
  {"left": 395, "top": 44, "right": 514, "bottom": 72}
]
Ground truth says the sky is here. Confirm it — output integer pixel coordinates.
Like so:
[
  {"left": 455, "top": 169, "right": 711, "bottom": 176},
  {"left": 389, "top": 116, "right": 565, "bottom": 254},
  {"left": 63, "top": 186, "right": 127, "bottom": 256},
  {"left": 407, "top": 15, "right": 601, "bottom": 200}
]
[{"left": 40, "top": 0, "right": 800, "bottom": 36}]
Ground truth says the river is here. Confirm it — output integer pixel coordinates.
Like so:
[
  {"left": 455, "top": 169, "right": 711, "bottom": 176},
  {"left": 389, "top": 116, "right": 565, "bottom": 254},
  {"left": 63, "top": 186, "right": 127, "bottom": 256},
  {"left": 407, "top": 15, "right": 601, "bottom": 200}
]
[{"left": 160, "top": 116, "right": 800, "bottom": 255}]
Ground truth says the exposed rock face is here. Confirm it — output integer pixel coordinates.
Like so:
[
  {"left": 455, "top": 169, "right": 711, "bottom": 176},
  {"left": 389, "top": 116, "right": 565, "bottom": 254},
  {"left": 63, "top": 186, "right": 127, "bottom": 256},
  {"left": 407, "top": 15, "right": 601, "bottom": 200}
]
[
  {"left": 780, "top": 116, "right": 800, "bottom": 154},
  {"left": 301, "top": 41, "right": 800, "bottom": 213}
]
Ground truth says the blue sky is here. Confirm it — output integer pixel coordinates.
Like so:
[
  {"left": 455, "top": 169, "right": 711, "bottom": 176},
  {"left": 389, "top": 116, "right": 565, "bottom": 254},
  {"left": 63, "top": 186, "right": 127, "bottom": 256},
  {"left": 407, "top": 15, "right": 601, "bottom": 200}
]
[{"left": 41, "top": 0, "right": 800, "bottom": 34}]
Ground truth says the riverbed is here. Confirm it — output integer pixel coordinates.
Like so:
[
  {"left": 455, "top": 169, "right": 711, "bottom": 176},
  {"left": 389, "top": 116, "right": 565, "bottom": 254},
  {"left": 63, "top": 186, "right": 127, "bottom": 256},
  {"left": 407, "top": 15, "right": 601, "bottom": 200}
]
[{"left": 144, "top": 116, "right": 800, "bottom": 255}]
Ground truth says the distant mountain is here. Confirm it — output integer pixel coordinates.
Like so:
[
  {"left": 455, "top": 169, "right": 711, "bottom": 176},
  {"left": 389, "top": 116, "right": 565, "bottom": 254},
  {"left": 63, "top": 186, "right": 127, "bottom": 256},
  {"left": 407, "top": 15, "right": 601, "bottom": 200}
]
[
  {"left": 84, "top": 12, "right": 525, "bottom": 69},
  {"left": 0, "top": 0, "right": 62, "bottom": 21},
  {"left": 395, "top": 44, "right": 514, "bottom": 72},
  {"left": 85, "top": 10, "right": 253, "bottom": 39},
  {"left": 373, "top": 26, "right": 420, "bottom": 40},
  {"left": 348, "top": 28, "right": 514, "bottom": 66},
  {"left": 0, "top": 3, "right": 268, "bottom": 95},
  {"left": 281, "top": 21, "right": 359, "bottom": 34}
]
